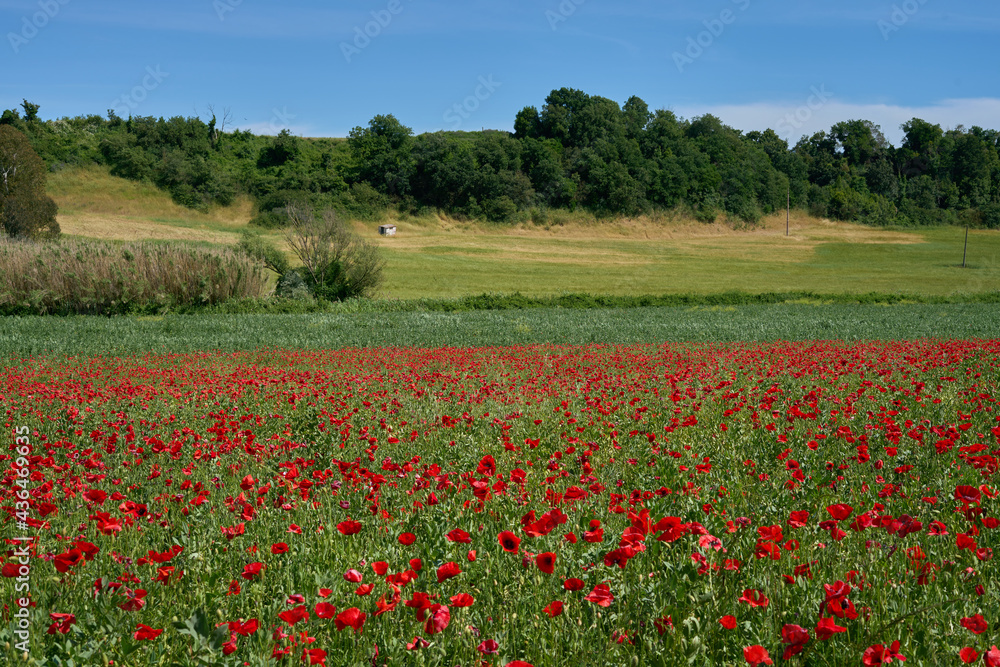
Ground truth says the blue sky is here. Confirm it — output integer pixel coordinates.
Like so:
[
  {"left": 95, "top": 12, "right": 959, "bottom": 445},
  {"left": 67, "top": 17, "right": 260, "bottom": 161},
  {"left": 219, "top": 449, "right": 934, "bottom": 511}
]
[{"left": 2, "top": 0, "right": 998, "bottom": 145}]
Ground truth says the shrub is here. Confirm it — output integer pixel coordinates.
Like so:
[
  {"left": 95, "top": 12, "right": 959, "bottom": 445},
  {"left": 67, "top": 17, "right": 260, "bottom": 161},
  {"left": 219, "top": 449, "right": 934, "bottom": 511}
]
[
  {"left": 249, "top": 189, "right": 315, "bottom": 228},
  {"left": 284, "top": 205, "right": 385, "bottom": 300},
  {"left": 236, "top": 229, "right": 289, "bottom": 275}
]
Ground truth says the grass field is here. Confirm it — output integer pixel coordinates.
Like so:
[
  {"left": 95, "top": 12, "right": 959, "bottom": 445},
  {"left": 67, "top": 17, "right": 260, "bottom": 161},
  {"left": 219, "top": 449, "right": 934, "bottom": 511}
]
[
  {"left": 47, "top": 167, "right": 1000, "bottom": 300},
  {"left": 2, "top": 303, "right": 998, "bottom": 357}
]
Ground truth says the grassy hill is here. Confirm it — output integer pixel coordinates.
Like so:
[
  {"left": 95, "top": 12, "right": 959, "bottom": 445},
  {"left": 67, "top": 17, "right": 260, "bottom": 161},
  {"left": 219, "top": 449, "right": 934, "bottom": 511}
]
[{"left": 47, "top": 166, "right": 1000, "bottom": 300}]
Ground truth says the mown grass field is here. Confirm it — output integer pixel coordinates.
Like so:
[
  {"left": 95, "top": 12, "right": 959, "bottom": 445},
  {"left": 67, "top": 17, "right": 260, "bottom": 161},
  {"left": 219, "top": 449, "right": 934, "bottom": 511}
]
[{"left": 47, "top": 167, "right": 1000, "bottom": 301}]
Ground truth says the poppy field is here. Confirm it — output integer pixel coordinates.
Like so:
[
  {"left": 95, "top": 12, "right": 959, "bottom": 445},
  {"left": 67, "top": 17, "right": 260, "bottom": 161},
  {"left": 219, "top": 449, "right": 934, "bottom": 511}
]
[{"left": 2, "top": 340, "right": 999, "bottom": 666}]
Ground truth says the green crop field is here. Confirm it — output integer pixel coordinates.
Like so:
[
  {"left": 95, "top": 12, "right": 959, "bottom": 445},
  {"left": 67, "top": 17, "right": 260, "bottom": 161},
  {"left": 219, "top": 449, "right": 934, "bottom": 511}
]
[{"left": 1, "top": 303, "right": 998, "bottom": 357}]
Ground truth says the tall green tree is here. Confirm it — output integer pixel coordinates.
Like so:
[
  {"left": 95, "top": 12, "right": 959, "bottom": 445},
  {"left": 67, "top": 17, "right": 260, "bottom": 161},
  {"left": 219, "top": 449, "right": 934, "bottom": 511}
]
[
  {"left": 0, "top": 125, "right": 59, "bottom": 238},
  {"left": 347, "top": 114, "right": 414, "bottom": 196}
]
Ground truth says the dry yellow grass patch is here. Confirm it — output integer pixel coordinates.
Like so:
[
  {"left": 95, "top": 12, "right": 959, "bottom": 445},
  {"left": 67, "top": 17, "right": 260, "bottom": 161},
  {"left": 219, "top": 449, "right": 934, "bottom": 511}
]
[{"left": 355, "top": 209, "right": 926, "bottom": 268}]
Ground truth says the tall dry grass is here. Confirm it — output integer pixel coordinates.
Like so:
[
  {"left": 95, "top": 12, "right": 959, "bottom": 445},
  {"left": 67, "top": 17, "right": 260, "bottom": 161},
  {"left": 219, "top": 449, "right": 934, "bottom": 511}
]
[{"left": 0, "top": 237, "right": 267, "bottom": 315}]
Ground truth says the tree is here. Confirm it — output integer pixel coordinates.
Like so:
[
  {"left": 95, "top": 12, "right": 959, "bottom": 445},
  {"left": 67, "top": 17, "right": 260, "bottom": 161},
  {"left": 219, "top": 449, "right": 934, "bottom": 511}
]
[
  {"left": 347, "top": 114, "right": 414, "bottom": 197},
  {"left": 283, "top": 205, "right": 384, "bottom": 300},
  {"left": 20, "top": 100, "right": 40, "bottom": 123},
  {"left": 0, "top": 125, "right": 59, "bottom": 238}
]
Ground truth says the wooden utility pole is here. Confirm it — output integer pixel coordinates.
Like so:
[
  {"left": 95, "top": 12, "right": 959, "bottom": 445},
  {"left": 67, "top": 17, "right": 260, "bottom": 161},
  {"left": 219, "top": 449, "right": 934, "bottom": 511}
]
[
  {"left": 962, "top": 226, "right": 969, "bottom": 268},
  {"left": 786, "top": 185, "right": 790, "bottom": 236}
]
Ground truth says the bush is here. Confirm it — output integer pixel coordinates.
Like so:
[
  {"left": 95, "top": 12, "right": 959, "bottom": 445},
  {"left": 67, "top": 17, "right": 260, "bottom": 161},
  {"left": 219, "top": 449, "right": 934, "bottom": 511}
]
[
  {"left": 0, "top": 125, "right": 60, "bottom": 239},
  {"left": 249, "top": 189, "right": 315, "bottom": 228},
  {"left": 332, "top": 182, "right": 389, "bottom": 221},
  {"left": 284, "top": 205, "right": 385, "bottom": 300},
  {"left": 981, "top": 203, "right": 1000, "bottom": 229},
  {"left": 236, "top": 229, "right": 289, "bottom": 275}
]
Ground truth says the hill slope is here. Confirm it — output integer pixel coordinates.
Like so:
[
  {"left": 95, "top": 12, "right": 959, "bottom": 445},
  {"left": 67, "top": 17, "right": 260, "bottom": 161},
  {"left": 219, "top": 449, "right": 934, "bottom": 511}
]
[{"left": 46, "top": 166, "right": 1000, "bottom": 300}]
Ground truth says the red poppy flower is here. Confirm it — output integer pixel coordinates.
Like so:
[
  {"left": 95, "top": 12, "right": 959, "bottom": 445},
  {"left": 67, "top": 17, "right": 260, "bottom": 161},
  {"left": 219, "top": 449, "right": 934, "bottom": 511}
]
[
  {"left": 960, "top": 614, "right": 988, "bottom": 634},
  {"left": 355, "top": 584, "right": 374, "bottom": 596},
  {"left": 959, "top": 647, "right": 979, "bottom": 664},
  {"left": 335, "top": 607, "right": 366, "bottom": 633},
  {"left": 406, "top": 636, "right": 430, "bottom": 650},
  {"left": 154, "top": 566, "right": 176, "bottom": 586},
  {"left": 437, "top": 561, "right": 462, "bottom": 583},
  {"left": 278, "top": 605, "right": 309, "bottom": 626},
  {"left": 424, "top": 604, "right": 450, "bottom": 635},
  {"left": 536, "top": 552, "right": 556, "bottom": 574},
  {"left": 118, "top": 589, "right": 147, "bottom": 612},
  {"left": 564, "top": 578, "right": 585, "bottom": 591},
  {"left": 229, "top": 619, "right": 258, "bottom": 636},
  {"left": 409, "top": 558, "right": 422, "bottom": 571},
  {"left": 654, "top": 615, "right": 673, "bottom": 635},
  {"left": 744, "top": 645, "right": 773, "bottom": 666},
  {"left": 824, "top": 504, "right": 851, "bottom": 522},
  {"left": 133, "top": 624, "right": 163, "bottom": 640},
  {"left": 271, "top": 542, "right": 289, "bottom": 555},
  {"left": 147, "top": 545, "right": 183, "bottom": 564},
  {"left": 955, "top": 485, "right": 981, "bottom": 505},
  {"left": 448, "top": 593, "right": 473, "bottom": 608},
  {"left": 719, "top": 615, "right": 737, "bottom": 629},
  {"left": 477, "top": 639, "right": 499, "bottom": 654},
  {"left": 241, "top": 562, "right": 264, "bottom": 581},
  {"left": 957, "top": 533, "right": 978, "bottom": 551},
  {"left": 467, "top": 550, "right": 476, "bottom": 562},
  {"left": 53, "top": 549, "right": 85, "bottom": 574},
  {"left": 505, "top": 662, "right": 534, "bottom": 667},
  {"left": 344, "top": 569, "right": 363, "bottom": 583},
  {"left": 862, "top": 641, "right": 905, "bottom": 665},
  {"left": 584, "top": 583, "right": 614, "bottom": 607},
  {"left": 739, "top": 589, "right": 769, "bottom": 608},
  {"left": 758, "top": 525, "right": 783, "bottom": 542},
  {"left": 398, "top": 533, "right": 416, "bottom": 545},
  {"left": 314, "top": 602, "right": 337, "bottom": 618},
  {"left": 446, "top": 528, "right": 472, "bottom": 543},
  {"left": 781, "top": 624, "right": 810, "bottom": 659},
  {"left": 498, "top": 531, "right": 520, "bottom": 553},
  {"left": 984, "top": 646, "right": 1000, "bottom": 667},
  {"left": 47, "top": 613, "right": 76, "bottom": 635},
  {"left": 304, "top": 648, "right": 327, "bottom": 666},
  {"left": 787, "top": 510, "right": 810, "bottom": 528},
  {"left": 227, "top": 580, "right": 241, "bottom": 596},
  {"left": 815, "top": 617, "right": 847, "bottom": 641},
  {"left": 543, "top": 600, "right": 564, "bottom": 617},
  {"left": 337, "top": 520, "right": 362, "bottom": 535},
  {"left": 372, "top": 561, "right": 389, "bottom": 575}
]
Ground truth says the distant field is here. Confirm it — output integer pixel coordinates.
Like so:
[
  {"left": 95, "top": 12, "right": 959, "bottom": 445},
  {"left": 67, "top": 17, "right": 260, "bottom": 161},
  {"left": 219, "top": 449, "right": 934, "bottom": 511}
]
[
  {"left": 48, "top": 166, "right": 1000, "bottom": 299},
  {"left": 2, "top": 303, "right": 998, "bottom": 357}
]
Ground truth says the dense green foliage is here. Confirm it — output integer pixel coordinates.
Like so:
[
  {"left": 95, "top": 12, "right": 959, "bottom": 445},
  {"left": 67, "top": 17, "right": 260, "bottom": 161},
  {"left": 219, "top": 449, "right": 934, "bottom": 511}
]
[
  {"left": 5, "top": 90, "right": 1000, "bottom": 227},
  {"left": 0, "top": 121, "right": 59, "bottom": 238},
  {"left": 1, "top": 303, "right": 999, "bottom": 356}
]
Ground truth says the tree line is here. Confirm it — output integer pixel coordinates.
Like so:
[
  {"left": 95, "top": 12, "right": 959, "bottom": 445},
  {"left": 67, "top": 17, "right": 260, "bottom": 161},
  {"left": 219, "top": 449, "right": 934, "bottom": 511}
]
[{"left": 3, "top": 88, "right": 1000, "bottom": 236}]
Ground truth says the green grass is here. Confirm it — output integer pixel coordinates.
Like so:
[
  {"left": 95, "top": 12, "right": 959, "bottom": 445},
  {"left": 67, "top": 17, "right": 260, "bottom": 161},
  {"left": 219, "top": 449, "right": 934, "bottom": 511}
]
[
  {"left": 2, "top": 303, "right": 998, "bottom": 356},
  {"left": 377, "top": 224, "right": 1000, "bottom": 299}
]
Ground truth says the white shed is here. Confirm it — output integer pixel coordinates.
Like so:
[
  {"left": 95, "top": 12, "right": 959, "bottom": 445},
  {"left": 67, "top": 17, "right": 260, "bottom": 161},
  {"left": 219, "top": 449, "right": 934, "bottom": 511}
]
[{"left": 378, "top": 224, "right": 396, "bottom": 236}]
